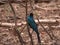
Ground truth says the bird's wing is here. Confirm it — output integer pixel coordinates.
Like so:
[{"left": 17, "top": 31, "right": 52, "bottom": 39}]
[{"left": 27, "top": 17, "right": 38, "bottom": 31}]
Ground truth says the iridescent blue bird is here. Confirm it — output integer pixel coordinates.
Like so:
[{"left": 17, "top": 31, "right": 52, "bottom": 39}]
[{"left": 27, "top": 13, "right": 41, "bottom": 45}]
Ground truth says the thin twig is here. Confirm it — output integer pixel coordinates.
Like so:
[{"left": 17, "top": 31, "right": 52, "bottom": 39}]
[
  {"left": 7, "top": 0, "right": 25, "bottom": 45},
  {"left": 20, "top": 24, "right": 26, "bottom": 33},
  {"left": 0, "top": 0, "right": 26, "bottom": 7},
  {"left": 48, "top": 24, "right": 60, "bottom": 41},
  {"left": 25, "top": 0, "right": 34, "bottom": 45},
  {"left": 35, "top": 14, "right": 53, "bottom": 40}
]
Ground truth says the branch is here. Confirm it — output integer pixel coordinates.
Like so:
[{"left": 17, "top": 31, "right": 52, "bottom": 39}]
[
  {"left": 35, "top": 15, "right": 58, "bottom": 40},
  {"left": 0, "top": 22, "right": 60, "bottom": 29},
  {"left": 25, "top": 0, "right": 34, "bottom": 45},
  {"left": 0, "top": 19, "right": 58, "bottom": 27},
  {"left": 7, "top": 0, "right": 25, "bottom": 45},
  {"left": 0, "top": 0, "right": 26, "bottom": 7}
]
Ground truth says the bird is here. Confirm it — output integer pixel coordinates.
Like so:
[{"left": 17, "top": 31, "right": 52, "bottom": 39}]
[{"left": 27, "top": 13, "right": 41, "bottom": 45}]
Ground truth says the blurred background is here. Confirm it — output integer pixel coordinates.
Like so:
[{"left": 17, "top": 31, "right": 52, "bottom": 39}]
[{"left": 0, "top": 0, "right": 60, "bottom": 45}]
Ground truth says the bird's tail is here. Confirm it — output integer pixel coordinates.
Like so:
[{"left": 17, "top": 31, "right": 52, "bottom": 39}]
[{"left": 36, "top": 31, "right": 41, "bottom": 45}]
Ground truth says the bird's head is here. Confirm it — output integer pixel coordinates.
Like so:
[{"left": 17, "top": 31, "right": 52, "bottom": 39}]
[{"left": 30, "top": 13, "right": 33, "bottom": 17}]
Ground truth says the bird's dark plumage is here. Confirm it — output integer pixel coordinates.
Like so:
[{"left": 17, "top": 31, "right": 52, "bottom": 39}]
[{"left": 27, "top": 13, "right": 41, "bottom": 45}]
